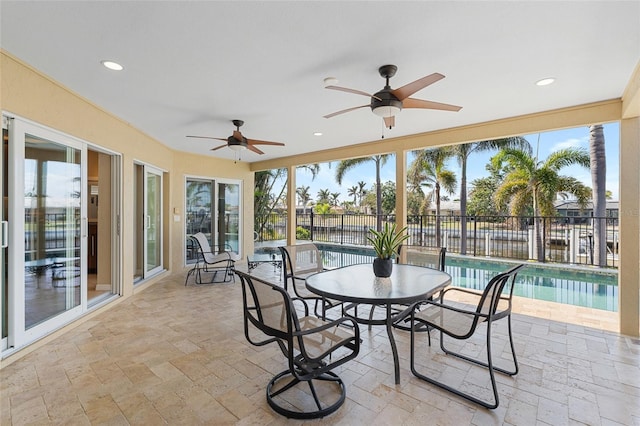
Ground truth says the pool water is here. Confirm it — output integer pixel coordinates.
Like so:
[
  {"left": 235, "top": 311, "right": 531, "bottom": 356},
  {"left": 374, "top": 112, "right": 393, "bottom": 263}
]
[
  {"left": 446, "top": 257, "right": 618, "bottom": 312},
  {"left": 313, "top": 243, "right": 619, "bottom": 312}
]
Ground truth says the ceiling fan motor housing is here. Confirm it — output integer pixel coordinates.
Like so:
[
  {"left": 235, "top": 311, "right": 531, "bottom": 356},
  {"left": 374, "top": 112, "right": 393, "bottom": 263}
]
[
  {"left": 227, "top": 136, "right": 248, "bottom": 148},
  {"left": 370, "top": 89, "right": 402, "bottom": 114}
]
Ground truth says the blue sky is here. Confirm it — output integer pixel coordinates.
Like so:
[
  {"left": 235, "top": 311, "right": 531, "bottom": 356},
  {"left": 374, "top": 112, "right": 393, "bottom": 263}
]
[{"left": 291, "top": 122, "right": 620, "bottom": 204}]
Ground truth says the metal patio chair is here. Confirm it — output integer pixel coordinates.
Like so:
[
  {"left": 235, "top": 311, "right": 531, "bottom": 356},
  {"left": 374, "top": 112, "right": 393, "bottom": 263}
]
[
  {"left": 409, "top": 263, "right": 525, "bottom": 409},
  {"left": 279, "top": 244, "right": 342, "bottom": 318},
  {"left": 236, "top": 270, "right": 359, "bottom": 419},
  {"left": 184, "top": 232, "right": 235, "bottom": 285}
]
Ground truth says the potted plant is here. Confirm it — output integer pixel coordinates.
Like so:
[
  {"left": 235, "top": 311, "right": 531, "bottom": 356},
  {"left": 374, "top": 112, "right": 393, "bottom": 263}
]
[{"left": 367, "top": 222, "right": 410, "bottom": 277}]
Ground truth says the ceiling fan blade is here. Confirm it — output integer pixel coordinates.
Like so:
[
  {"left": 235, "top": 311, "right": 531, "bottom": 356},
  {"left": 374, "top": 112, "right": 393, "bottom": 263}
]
[
  {"left": 187, "top": 135, "right": 227, "bottom": 141},
  {"left": 232, "top": 130, "right": 243, "bottom": 141},
  {"left": 247, "top": 145, "right": 264, "bottom": 154},
  {"left": 323, "top": 104, "right": 369, "bottom": 119},
  {"left": 326, "top": 85, "right": 381, "bottom": 100},
  {"left": 247, "top": 139, "right": 285, "bottom": 146},
  {"left": 402, "top": 97, "right": 462, "bottom": 112},
  {"left": 391, "top": 73, "right": 445, "bottom": 101},
  {"left": 210, "top": 144, "right": 228, "bottom": 151},
  {"left": 383, "top": 116, "right": 395, "bottom": 128}
]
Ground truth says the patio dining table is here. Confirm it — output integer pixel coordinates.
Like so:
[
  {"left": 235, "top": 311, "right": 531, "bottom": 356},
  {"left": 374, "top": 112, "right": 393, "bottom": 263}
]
[{"left": 306, "top": 263, "right": 451, "bottom": 384}]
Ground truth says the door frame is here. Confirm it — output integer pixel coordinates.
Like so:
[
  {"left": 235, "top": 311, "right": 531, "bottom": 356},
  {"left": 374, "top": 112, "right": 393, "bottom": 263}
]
[
  {"left": 133, "top": 161, "right": 165, "bottom": 282},
  {"left": 183, "top": 175, "right": 242, "bottom": 266},
  {"left": 5, "top": 114, "right": 86, "bottom": 348}
]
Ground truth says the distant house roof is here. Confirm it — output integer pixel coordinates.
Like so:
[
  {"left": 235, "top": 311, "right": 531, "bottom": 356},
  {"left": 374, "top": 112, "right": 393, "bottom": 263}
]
[
  {"left": 427, "top": 200, "right": 461, "bottom": 211},
  {"left": 554, "top": 200, "right": 619, "bottom": 210}
]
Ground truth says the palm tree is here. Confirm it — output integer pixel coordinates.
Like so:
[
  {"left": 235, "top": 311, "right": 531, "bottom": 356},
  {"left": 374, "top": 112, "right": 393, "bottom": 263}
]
[
  {"left": 336, "top": 155, "right": 390, "bottom": 231},
  {"left": 330, "top": 192, "right": 340, "bottom": 207},
  {"left": 296, "top": 185, "right": 311, "bottom": 214},
  {"left": 451, "top": 137, "right": 531, "bottom": 254},
  {"left": 254, "top": 168, "right": 286, "bottom": 237},
  {"left": 492, "top": 147, "right": 591, "bottom": 261},
  {"left": 347, "top": 185, "right": 359, "bottom": 205},
  {"left": 408, "top": 148, "right": 457, "bottom": 247},
  {"left": 255, "top": 165, "right": 320, "bottom": 237},
  {"left": 317, "top": 188, "right": 331, "bottom": 204},
  {"left": 589, "top": 124, "right": 607, "bottom": 266},
  {"left": 357, "top": 181, "right": 367, "bottom": 210}
]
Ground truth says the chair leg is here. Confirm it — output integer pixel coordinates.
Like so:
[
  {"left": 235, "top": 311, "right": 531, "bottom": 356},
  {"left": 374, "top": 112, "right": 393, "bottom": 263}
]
[
  {"left": 266, "top": 369, "right": 346, "bottom": 419},
  {"left": 440, "top": 316, "right": 518, "bottom": 376},
  {"left": 410, "top": 320, "right": 504, "bottom": 409}
]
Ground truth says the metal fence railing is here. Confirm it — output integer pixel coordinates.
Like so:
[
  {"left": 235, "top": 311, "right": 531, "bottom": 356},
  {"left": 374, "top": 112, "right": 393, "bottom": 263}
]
[{"left": 255, "top": 213, "right": 619, "bottom": 268}]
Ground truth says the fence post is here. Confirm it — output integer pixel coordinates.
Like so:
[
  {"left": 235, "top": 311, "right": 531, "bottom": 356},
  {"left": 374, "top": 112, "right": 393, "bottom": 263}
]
[
  {"left": 528, "top": 228, "right": 535, "bottom": 260},
  {"left": 419, "top": 215, "right": 423, "bottom": 246},
  {"left": 485, "top": 232, "right": 491, "bottom": 257},
  {"left": 340, "top": 214, "right": 344, "bottom": 245},
  {"left": 473, "top": 217, "right": 478, "bottom": 257},
  {"left": 569, "top": 228, "right": 577, "bottom": 263},
  {"left": 310, "top": 211, "right": 314, "bottom": 241}
]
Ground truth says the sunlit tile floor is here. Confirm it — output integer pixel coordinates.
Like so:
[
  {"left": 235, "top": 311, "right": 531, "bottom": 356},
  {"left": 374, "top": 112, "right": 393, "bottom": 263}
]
[{"left": 1, "top": 264, "right": 639, "bottom": 425}]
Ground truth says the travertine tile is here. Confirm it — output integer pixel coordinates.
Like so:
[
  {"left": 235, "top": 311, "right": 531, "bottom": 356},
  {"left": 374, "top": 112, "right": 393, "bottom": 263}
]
[{"left": 1, "top": 268, "right": 637, "bottom": 425}]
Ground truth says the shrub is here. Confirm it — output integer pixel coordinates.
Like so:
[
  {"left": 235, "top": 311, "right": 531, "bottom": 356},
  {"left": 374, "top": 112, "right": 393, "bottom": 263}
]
[{"left": 296, "top": 226, "right": 311, "bottom": 240}]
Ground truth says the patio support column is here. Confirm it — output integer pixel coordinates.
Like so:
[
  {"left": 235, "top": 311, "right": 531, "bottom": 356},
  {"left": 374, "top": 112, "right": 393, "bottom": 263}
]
[
  {"left": 619, "top": 116, "right": 640, "bottom": 337},
  {"left": 286, "top": 165, "right": 296, "bottom": 246},
  {"left": 396, "top": 150, "right": 408, "bottom": 263}
]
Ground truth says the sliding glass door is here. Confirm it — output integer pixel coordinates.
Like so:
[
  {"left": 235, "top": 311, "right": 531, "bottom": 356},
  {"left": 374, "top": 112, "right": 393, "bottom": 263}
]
[
  {"left": 185, "top": 178, "right": 241, "bottom": 264},
  {"left": 2, "top": 116, "right": 85, "bottom": 347},
  {"left": 23, "top": 133, "right": 83, "bottom": 328},
  {"left": 218, "top": 182, "right": 240, "bottom": 253},
  {"left": 134, "top": 163, "right": 163, "bottom": 281},
  {"left": 2, "top": 124, "right": 8, "bottom": 351},
  {"left": 1, "top": 114, "right": 121, "bottom": 352}
]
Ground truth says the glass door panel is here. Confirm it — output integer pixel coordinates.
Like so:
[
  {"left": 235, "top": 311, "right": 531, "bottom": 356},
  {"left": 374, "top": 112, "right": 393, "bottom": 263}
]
[
  {"left": 134, "top": 163, "right": 163, "bottom": 282},
  {"left": 2, "top": 127, "right": 7, "bottom": 349},
  {"left": 24, "top": 134, "right": 82, "bottom": 328},
  {"left": 185, "top": 179, "right": 213, "bottom": 263},
  {"left": 218, "top": 182, "right": 240, "bottom": 254},
  {"left": 145, "top": 170, "right": 162, "bottom": 275}
]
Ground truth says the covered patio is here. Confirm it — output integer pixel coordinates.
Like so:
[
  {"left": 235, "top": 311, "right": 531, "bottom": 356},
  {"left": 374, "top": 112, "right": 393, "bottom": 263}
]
[
  {"left": 1, "top": 1, "right": 640, "bottom": 423},
  {"left": 1, "top": 264, "right": 634, "bottom": 424}
]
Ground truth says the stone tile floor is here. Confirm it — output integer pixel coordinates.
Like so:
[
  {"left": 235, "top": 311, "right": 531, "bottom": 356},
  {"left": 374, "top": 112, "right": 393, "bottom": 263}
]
[{"left": 1, "top": 264, "right": 639, "bottom": 425}]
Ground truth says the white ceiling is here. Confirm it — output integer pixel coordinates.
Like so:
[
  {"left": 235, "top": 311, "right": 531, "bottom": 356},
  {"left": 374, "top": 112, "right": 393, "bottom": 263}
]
[{"left": 1, "top": 1, "right": 639, "bottom": 163}]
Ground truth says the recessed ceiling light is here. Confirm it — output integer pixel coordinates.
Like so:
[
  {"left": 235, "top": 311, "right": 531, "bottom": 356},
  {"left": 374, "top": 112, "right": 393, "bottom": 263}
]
[
  {"left": 536, "top": 77, "right": 555, "bottom": 86},
  {"left": 101, "top": 60, "right": 124, "bottom": 71},
  {"left": 313, "top": 132, "right": 323, "bottom": 136}
]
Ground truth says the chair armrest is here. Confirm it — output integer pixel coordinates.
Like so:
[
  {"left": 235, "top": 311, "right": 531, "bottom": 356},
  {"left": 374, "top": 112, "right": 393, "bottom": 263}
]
[
  {"left": 295, "top": 316, "right": 360, "bottom": 361},
  {"left": 440, "top": 286, "right": 483, "bottom": 302},
  {"left": 412, "top": 299, "right": 484, "bottom": 319},
  {"left": 291, "top": 297, "right": 310, "bottom": 317}
]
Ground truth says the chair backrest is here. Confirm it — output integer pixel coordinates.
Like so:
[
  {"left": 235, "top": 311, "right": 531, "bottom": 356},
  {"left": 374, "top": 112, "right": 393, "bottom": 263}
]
[
  {"left": 191, "top": 232, "right": 232, "bottom": 261},
  {"left": 475, "top": 264, "right": 525, "bottom": 320},
  {"left": 398, "top": 245, "right": 446, "bottom": 271},
  {"left": 279, "top": 244, "right": 324, "bottom": 279},
  {"left": 237, "top": 270, "right": 296, "bottom": 343}
]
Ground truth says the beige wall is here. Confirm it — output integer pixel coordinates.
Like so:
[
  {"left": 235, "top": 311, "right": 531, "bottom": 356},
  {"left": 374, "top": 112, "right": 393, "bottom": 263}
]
[{"left": 1, "top": 51, "right": 254, "bottom": 363}]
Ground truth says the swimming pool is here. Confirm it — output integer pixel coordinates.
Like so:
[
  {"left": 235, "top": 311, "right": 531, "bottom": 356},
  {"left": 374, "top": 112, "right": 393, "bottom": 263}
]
[{"left": 311, "top": 243, "right": 619, "bottom": 312}]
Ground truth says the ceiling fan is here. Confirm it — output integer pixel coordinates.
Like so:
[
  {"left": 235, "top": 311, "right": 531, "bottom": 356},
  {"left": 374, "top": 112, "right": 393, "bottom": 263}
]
[
  {"left": 187, "top": 119, "right": 285, "bottom": 155},
  {"left": 324, "top": 64, "right": 462, "bottom": 129}
]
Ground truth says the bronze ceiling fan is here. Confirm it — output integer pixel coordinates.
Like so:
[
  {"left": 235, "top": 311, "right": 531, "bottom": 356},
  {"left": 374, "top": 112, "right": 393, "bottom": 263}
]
[
  {"left": 187, "top": 119, "right": 284, "bottom": 155},
  {"left": 324, "top": 64, "right": 462, "bottom": 129}
]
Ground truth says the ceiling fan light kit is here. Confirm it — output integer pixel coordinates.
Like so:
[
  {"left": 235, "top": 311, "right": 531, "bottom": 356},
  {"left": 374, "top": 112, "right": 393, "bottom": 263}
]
[{"left": 324, "top": 64, "right": 462, "bottom": 129}]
